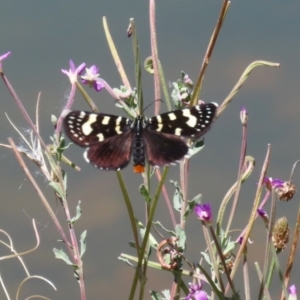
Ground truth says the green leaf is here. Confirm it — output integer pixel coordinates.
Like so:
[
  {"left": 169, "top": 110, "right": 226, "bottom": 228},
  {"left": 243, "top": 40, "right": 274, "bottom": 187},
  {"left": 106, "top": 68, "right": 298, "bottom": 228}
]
[
  {"left": 219, "top": 228, "right": 236, "bottom": 254},
  {"left": 53, "top": 248, "right": 74, "bottom": 266},
  {"left": 175, "top": 225, "right": 186, "bottom": 250},
  {"left": 150, "top": 291, "right": 165, "bottom": 300},
  {"left": 170, "top": 180, "right": 183, "bottom": 211},
  {"left": 63, "top": 169, "right": 67, "bottom": 191},
  {"left": 201, "top": 251, "right": 212, "bottom": 267},
  {"left": 183, "top": 194, "right": 202, "bottom": 218},
  {"left": 70, "top": 200, "right": 82, "bottom": 225},
  {"left": 139, "top": 184, "right": 151, "bottom": 203},
  {"left": 138, "top": 221, "right": 159, "bottom": 250},
  {"left": 152, "top": 221, "right": 176, "bottom": 237},
  {"left": 173, "top": 189, "right": 182, "bottom": 211},
  {"left": 192, "top": 193, "right": 202, "bottom": 204},
  {"left": 56, "top": 136, "right": 66, "bottom": 161},
  {"left": 49, "top": 181, "right": 64, "bottom": 198},
  {"left": 80, "top": 230, "right": 87, "bottom": 258}
]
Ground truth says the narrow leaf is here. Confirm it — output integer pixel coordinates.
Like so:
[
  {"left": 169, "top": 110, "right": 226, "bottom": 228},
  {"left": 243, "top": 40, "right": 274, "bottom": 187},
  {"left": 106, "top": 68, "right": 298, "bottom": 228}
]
[
  {"left": 80, "top": 230, "right": 87, "bottom": 258},
  {"left": 70, "top": 200, "right": 82, "bottom": 224},
  {"left": 175, "top": 225, "right": 186, "bottom": 250},
  {"left": 53, "top": 248, "right": 74, "bottom": 266},
  {"left": 152, "top": 221, "right": 176, "bottom": 237}
]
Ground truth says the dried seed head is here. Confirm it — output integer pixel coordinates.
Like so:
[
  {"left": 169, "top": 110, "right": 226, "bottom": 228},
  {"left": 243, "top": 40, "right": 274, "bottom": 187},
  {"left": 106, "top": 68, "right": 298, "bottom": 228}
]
[
  {"left": 272, "top": 217, "right": 289, "bottom": 253},
  {"left": 276, "top": 181, "right": 296, "bottom": 201}
]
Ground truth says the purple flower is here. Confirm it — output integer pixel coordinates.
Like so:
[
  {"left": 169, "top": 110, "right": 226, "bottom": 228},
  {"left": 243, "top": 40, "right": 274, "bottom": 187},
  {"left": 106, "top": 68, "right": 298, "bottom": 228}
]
[
  {"left": 257, "top": 208, "right": 267, "bottom": 218},
  {"left": 240, "top": 106, "right": 248, "bottom": 125},
  {"left": 61, "top": 60, "right": 86, "bottom": 84},
  {"left": 263, "top": 177, "right": 284, "bottom": 189},
  {"left": 237, "top": 236, "right": 244, "bottom": 245},
  {"left": 289, "top": 284, "right": 297, "bottom": 295},
  {"left": 257, "top": 208, "right": 269, "bottom": 227},
  {"left": 194, "top": 203, "right": 212, "bottom": 222},
  {"left": 185, "top": 283, "right": 208, "bottom": 300},
  {"left": 271, "top": 179, "right": 284, "bottom": 189},
  {"left": 81, "top": 65, "right": 104, "bottom": 92},
  {"left": 0, "top": 51, "right": 11, "bottom": 70}
]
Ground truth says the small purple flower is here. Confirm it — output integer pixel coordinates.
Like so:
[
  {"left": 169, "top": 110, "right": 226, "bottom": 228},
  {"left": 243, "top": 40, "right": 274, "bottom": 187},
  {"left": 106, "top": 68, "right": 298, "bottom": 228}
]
[
  {"left": 185, "top": 283, "right": 208, "bottom": 300},
  {"left": 237, "top": 236, "right": 244, "bottom": 245},
  {"left": 0, "top": 51, "right": 11, "bottom": 70},
  {"left": 289, "top": 284, "right": 297, "bottom": 295},
  {"left": 194, "top": 203, "right": 212, "bottom": 223},
  {"left": 271, "top": 179, "right": 284, "bottom": 189},
  {"left": 61, "top": 60, "right": 86, "bottom": 84},
  {"left": 263, "top": 177, "right": 284, "bottom": 192},
  {"left": 257, "top": 208, "right": 267, "bottom": 218},
  {"left": 257, "top": 208, "right": 269, "bottom": 226},
  {"left": 81, "top": 65, "right": 104, "bottom": 92},
  {"left": 240, "top": 106, "right": 248, "bottom": 125},
  {"left": 263, "top": 177, "right": 284, "bottom": 189}
]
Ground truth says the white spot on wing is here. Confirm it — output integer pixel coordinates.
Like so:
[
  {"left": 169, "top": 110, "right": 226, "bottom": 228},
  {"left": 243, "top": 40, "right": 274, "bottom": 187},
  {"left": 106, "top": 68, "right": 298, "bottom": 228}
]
[
  {"left": 79, "top": 111, "right": 86, "bottom": 118},
  {"left": 115, "top": 116, "right": 129, "bottom": 134},
  {"left": 175, "top": 128, "right": 182, "bottom": 136},
  {"left": 156, "top": 123, "right": 163, "bottom": 132},
  {"left": 115, "top": 126, "right": 123, "bottom": 134},
  {"left": 116, "top": 116, "right": 122, "bottom": 125},
  {"left": 82, "top": 114, "right": 97, "bottom": 135},
  {"left": 156, "top": 115, "right": 162, "bottom": 123},
  {"left": 182, "top": 109, "right": 197, "bottom": 127},
  {"left": 167, "top": 113, "right": 176, "bottom": 121},
  {"left": 102, "top": 116, "right": 110, "bottom": 125},
  {"left": 97, "top": 133, "right": 104, "bottom": 141}
]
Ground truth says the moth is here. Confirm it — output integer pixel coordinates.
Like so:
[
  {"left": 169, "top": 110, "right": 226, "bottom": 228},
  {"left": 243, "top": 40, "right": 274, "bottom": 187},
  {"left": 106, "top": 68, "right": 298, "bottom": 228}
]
[{"left": 63, "top": 102, "right": 218, "bottom": 172}]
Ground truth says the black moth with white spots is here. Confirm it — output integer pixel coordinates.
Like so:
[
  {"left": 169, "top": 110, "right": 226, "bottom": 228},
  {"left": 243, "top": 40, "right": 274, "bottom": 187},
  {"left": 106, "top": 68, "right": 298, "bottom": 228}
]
[{"left": 63, "top": 102, "right": 218, "bottom": 172}]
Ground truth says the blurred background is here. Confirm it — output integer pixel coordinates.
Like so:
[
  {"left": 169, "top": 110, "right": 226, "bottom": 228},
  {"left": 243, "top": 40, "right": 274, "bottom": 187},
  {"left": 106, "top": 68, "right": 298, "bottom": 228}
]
[{"left": 0, "top": 1, "right": 299, "bottom": 299}]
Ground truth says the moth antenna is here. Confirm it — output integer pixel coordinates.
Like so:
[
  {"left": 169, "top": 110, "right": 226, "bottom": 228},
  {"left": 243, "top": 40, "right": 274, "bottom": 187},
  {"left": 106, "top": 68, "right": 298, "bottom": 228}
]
[{"left": 141, "top": 99, "right": 163, "bottom": 115}]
